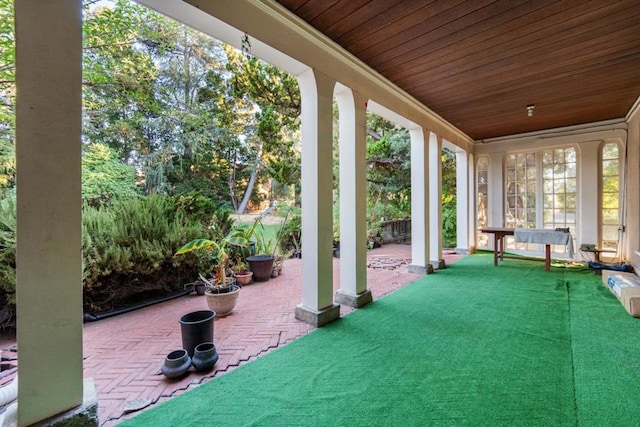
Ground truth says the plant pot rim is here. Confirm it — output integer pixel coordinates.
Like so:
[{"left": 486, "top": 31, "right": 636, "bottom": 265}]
[
  {"left": 205, "top": 284, "right": 240, "bottom": 295},
  {"left": 247, "top": 254, "right": 275, "bottom": 261}
]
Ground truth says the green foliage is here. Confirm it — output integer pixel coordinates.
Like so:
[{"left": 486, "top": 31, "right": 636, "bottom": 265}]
[
  {"left": 82, "top": 143, "right": 140, "bottom": 206},
  {"left": 0, "top": 189, "right": 15, "bottom": 326},
  {"left": 82, "top": 195, "right": 208, "bottom": 313},
  {"left": 442, "top": 149, "right": 457, "bottom": 247},
  {"left": 278, "top": 214, "right": 301, "bottom": 255}
]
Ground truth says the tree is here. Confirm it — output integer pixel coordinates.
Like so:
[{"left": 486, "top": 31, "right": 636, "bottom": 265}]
[{"left": 225, "top": 47, "right": 301, "bottom": 213}]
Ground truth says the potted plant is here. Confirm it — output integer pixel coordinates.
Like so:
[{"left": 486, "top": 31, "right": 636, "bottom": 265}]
[
  {"left": 246, "top": 230, "right": 276, "bottom": 282},
  {"left": 230, "top": 254, "right": 253, "bottom": 285},
  {"left": 175, "top": 229, "right": 249, "bottom": 316}
]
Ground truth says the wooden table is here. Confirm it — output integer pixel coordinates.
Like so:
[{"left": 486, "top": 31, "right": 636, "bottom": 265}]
[{"left": 480, "top": 227, "right": 569, "bottom": 272}]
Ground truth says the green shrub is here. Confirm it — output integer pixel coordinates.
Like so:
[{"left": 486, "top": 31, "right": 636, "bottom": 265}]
[
  {"left": 82, "top": 143, "right": 140, "bottom": 207},
  {"left": 0, "top": 190, "right": 16, "bottom": 328},
  {"left": 82, "top": 195, "right": 209, "bottom": 314},
  {"left": 278, "top": 214, "right": 301, "bottom": 255}
]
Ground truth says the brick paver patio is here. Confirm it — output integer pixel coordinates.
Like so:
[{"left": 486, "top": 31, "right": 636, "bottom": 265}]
[{"left": 0, "top": 243, "right": 464, "bottom": 425}]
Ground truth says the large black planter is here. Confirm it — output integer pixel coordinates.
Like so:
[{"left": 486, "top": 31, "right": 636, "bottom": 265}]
[
  {"left": 179, "top": 310, "right": 215, "bottom": 357},
  {"left": 247, "top": 255, "right": 275, "bottom": 282}
]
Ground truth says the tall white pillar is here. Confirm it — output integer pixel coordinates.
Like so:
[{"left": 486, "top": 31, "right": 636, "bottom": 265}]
[
  {"left": 295, "top": 68, "right": 340, "bottom": 326},
  {"left": 578, "top": 140, "right": 601, "bottom": 252},
  {"left": 409, "top": 128, "right": 433, "bottom": 274},
  {"left": 467, "top": 152, "right": 476, "bottom": 253},
  {"left": 15, "top": 1, "right": 85, "bottom": 424},
  {"left": 334, "top": 87, "right": 372, "bottom": 307},
  {"left": 488, "top": 152, "right": 505, "bottom": 227},
  {"left": 429, "top": 132, "right": 444, "bottom": 268},
  {"left": 455, "top": 150, "right": 470, "bottom": 253}
]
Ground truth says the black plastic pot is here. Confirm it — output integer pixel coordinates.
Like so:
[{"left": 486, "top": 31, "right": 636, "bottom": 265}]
[
  {"left": 247, "top": 255, "right": 275, "bottom": 282},
  {"left": 179, "top": 310, "right": 215, "bottom": 357}
]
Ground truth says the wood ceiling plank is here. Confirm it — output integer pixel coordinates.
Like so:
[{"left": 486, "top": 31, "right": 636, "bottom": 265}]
[
  {"left": 372, "top": 0, "right": 553, "bottom": 72},
  {"left": 432, "top": 54, "right": 640, "bottom": 114},
  {"left": 346, "top": 0, "right": 472, "bottom": 57},
  {"left": 335, "top": 0, "right": 434, "bottom": 48},
  {"left": 306, "top": 0, "right": 371, "bottom": 29},
  {"left": 407, "top": 22, "right": 640, "bottom": 97},
  {"left": 384, "top": 0, "right": 628, "bottom": 80},
  {"left": 287, "top": 0, "right": 341, "bottom": 22},
  {"left": 322, "top": 0, "right": 404, "bottom": 40}
]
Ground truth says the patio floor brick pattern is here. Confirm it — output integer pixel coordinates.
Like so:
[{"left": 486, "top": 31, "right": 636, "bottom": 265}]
[{"left": 0, "top": 244, "right": 463, "bottom": 426}]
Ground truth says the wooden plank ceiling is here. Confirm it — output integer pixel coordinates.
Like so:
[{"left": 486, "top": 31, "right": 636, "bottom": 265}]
[{"left": 275, "top": 0, "right": 640, "bottom": 141}]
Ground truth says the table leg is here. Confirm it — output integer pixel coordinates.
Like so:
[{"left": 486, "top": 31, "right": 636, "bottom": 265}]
[
  {"left": 545, "top": 244, "right": 551, "bottom": 272},
  {"left": 493, "top": 234, "right": 499, "bottom": 266}
]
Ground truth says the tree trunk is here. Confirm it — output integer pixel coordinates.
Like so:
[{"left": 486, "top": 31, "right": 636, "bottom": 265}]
[{"left": 236, "top": 141, "right": 263, "bottom": 214}]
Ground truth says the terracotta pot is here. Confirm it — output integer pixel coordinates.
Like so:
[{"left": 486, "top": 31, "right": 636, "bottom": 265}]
[{"left": 235, "top": 270, "right": 253, "bottom": 285}]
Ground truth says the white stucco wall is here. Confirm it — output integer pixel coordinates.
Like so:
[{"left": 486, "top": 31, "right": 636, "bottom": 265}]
[{"left": 626, "top": 107, "right": 640, "bottom": 271}]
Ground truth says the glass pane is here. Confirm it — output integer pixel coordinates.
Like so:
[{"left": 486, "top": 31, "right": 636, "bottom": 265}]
[
  {"left": 602, "top": 176, "right": 618, "bottom": 193},
  {"left": 506, "top": 155, "right": 515, "bottom": 168},
  {"left": 555, "top": 193, "right": 566, "bottom": 208},
  {"left": 602, "top": 143, "right": 619, "bottom": 160},
  {"left": 554, "top": 179, "right": 564, "bottom": 193},
  {"left": 565, "top": 209, "right": 575, "bottom": 224},
  {"left": 543, "top": 209, "right": 553, "bottom": 223},
  {"left": 543, "top": 179, "right": 553, "bottom": 193},
  {"left": 527, "top": 153, "right": 536, "bottom": 166},
  {"left": 554, "top": 149, "right": 564, "bottom": 163},
  {"left": 527, "top": 166, "right": 536, "bottom": 180},
  {"left": 565, "top": 193, "right": 576, "bottom": 209},
  {"left": 565, "top": 148, "right": 576, "bottom": 163},
  {"left": 603, "top": 225, "right": 619, "bottom": 242},
  {"left": 566, "top": 178, "right": 576, "bottom": 193},
  {"left": 602, "top": 159, "right": 618, "bottom": 177},
  {"left": 543, "top": 150, "right": 553, "bottom": 164},
  {"left": 544, "top": 194, "right": 554, "bottom": 208},
  {"left": 603, "top": 192, "right": 619, "bottom": 209},
  {"left": 554, "top": 163, "right": 565, "bottom": 178},
  {"left": 543, "top": 165, "right": 553, "bottom": 179},
  {"left": 603, "top": 208, "right": 619, "bottom": 225},
  {"left": 565, "top": 162, "right": 576, "bottom": 178}
]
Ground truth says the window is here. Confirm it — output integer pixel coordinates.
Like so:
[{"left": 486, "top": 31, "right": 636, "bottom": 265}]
[
  {"left": 601, "top": 142, "right": 620, "bottom": 250},
  {"left": 505, "top": 152, "right": 537, "bottom": 229},
  {"left": 476, "top": 157, "right": 488, "bottom": 248},
  {"left": 504, "top": 147, "right": 577, "bottom": 255}
]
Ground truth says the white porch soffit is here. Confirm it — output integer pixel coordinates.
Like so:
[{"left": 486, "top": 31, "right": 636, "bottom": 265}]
[{"left": 136, "top": 0, "right": 474, "bottom": 151}]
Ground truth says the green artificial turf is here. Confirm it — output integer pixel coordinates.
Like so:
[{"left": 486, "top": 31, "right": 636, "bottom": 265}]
[{"left": 124, "top": 254, "right": 640, "bottom": 426}]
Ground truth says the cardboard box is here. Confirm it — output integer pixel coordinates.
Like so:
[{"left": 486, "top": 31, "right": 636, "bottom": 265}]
[{"left": 602, "top": 270, "right": 640, "bottom": 317}]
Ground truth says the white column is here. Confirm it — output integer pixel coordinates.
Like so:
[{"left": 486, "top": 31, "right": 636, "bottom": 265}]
[
  {"left": 334, "top": 88, "right": 372, "bottom": 307},
  {"left": 408, "top": 128, "right": 433, "bottom": 274},
  {"left": 455, "top": 150, "right": 470, "bottom": 254},
  {"left": 295, "top": 68, "right": 340, "bottom": 326},
  {"left": 429, "top": 132, "right": 444, "bottom": 268},
  {"left": 578, "top": 140, "right": 601, "bottom": 254},
  {"left": 467, "top": 152, "right": 476, "bottom": 253},
  {"left": 15, "top": 1, "right": 84, "bottom": 424},
  {"left": 488, "top": 152, "right": 505, "bottom": 228}
]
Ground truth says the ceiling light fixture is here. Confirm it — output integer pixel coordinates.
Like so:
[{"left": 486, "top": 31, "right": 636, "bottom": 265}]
[{"left": 526, "top": 104, "right": 535, "bottom": 117}]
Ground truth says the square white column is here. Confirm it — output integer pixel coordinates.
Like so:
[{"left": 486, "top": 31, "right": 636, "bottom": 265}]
[
  {"left": 409, "top": 128, "right": 433, "bottom": 274},
  {"left": 334, "top": 88, "right": 372, "bottom": 307},
  {"left": 429, "top": 132, "right": 444, "bottom": 268},
  {"left": 295, "top": 68, "right": 340, "bottom": 326},
  {"left": 456, "top": 150, "right": 470, "bottom": 253},
  {"left": 15, "top": 0, "right": 85, "bottom": 424}
]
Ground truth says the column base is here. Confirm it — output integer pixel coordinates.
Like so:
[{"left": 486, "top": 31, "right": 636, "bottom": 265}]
[
  {"left": 335, "top": 289, "right": 372, "bottom": 308},
  {"left": 431, "top": 259, "right": 446, "bottom": 270},
  {"left": 295, "top": 303, "right": 340, "bottom": 327},
  {"left": 408, "top": 264, "right": 434, "bottom": 274},
  {"left": 34, "top": 378, "right": 98, "bottom": 426}
]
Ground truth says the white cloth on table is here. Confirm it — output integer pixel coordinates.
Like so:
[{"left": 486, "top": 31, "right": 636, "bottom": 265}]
[{"left": 514, "top": 229, "right": 574, "bottom": 258}]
